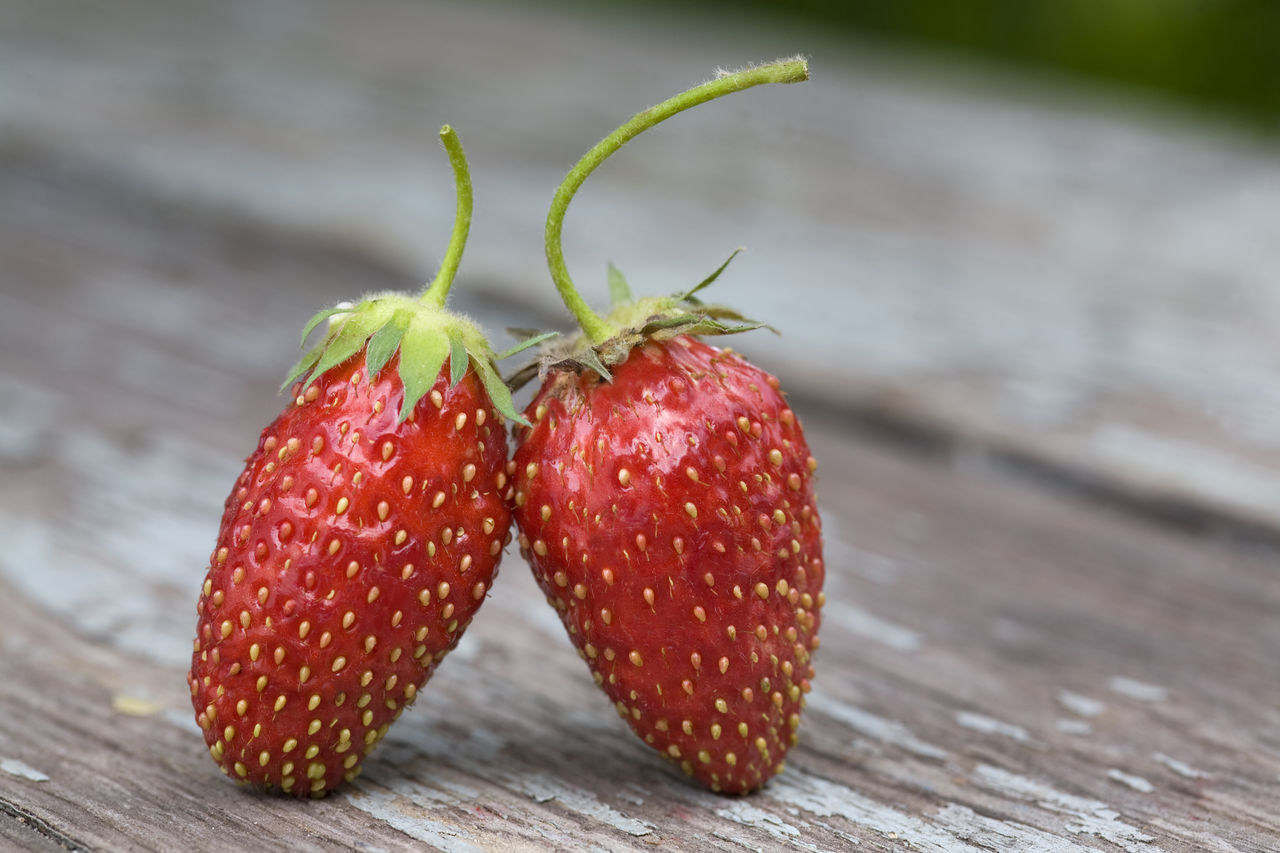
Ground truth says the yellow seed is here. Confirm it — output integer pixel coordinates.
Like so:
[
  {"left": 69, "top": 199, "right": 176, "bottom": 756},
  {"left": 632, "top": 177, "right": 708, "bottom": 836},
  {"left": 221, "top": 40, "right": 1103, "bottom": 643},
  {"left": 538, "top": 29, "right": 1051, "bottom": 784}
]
[
  {"left": 755, "top": 582, "right": 769, "bottom": 600},
  {"left": 684, "top": 502, "right": 698, "bottom": 519},
  {"left": 335, "top": 497, "right": 349, "bottom": 514},
  {"left": 628, "top": 650, "right": 644, "bottom": 667}
]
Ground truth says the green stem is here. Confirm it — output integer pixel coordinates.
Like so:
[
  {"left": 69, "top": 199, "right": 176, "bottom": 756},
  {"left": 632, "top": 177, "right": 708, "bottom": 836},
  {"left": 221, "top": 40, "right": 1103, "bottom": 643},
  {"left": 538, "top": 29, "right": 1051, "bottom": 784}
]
[
  {"left": 421, "top": 125, "right": 473, "bottom": 308},
  {"left": 545, "top": 57, "right": 809, "bottom": 344}
]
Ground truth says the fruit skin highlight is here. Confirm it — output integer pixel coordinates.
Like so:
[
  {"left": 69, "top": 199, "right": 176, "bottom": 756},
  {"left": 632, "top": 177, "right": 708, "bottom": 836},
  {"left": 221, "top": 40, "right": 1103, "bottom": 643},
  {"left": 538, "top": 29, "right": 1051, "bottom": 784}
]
[
  {"left": 189, "top": 126, "right": 522, "bottom": 797},
  {"left": 509, "top": 58, "right": 824, "bottom": 794}
]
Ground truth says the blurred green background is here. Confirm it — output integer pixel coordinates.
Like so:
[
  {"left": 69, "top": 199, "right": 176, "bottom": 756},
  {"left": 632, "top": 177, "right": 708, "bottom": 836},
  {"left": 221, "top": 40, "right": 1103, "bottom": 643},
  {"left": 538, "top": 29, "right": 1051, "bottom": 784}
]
[{"left": 649, "top": 0, "right": 1280, "bottom": 132}]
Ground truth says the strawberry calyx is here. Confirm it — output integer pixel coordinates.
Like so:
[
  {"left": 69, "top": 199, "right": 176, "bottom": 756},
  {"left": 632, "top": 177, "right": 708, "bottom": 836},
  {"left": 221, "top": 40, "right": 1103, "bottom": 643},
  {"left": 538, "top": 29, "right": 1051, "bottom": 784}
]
[
  {"left": 284, "top": 292, "right": 527, "bottom": 423},
  {"left": 521, "top": 58, "right": 808, "bottom": 385},
  {"left": 281, "top": 125, "right": 545, "bottom": 426},
  {"left": 508, "top": 249, "right": 770, "bottom": 387}
]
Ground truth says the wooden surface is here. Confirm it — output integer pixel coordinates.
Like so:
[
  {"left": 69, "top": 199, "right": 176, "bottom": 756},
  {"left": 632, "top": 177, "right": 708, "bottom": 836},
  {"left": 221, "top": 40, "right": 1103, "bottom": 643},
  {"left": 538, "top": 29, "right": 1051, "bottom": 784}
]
[{"left": 2, "top": 1, "right": 1279, "bottom": 850}]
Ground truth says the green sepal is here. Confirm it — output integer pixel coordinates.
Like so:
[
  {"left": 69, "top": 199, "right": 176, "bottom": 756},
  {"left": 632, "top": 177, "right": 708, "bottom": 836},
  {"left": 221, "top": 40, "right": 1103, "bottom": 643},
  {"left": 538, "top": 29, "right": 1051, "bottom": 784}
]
[
  {"left": 472, "top": 355, "right": 529, "bottom": 428},
  {"left": 364, "top": 309, "right": 409, "bottom": 378},
  {"left": 607, "top": 262, "right": 632, "bottom": 306},
  {"left": 281, "top": 343, "right": 324, "bottom": 392},
  {"left": 303, "top": 308, "right": 389, "bottom": 388},
  {"left": 396, "top": 319, "right": 450, "bottom": 423},
  {"left": 299, "top": 306, "right": 349, "bottom": 348},
  {"left": 496, "top": 330, "right": 558, "bottom": 361},
  {"left": 448, "top": 331, "right": 468, "bottom": 388},
  {"left": 681, "top": 248, "right": 742, "bottom": 301}
]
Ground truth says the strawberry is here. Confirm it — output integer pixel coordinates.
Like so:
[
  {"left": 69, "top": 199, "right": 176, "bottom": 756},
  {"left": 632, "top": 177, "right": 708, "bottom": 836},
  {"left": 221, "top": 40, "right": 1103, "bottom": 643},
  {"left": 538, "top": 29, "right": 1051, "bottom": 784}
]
[
  {"left": 189, "top": 126, "right": 534, "bottom": 797},
  {"left": 508, "top": 59, "right": 823, "bottom": 794}
]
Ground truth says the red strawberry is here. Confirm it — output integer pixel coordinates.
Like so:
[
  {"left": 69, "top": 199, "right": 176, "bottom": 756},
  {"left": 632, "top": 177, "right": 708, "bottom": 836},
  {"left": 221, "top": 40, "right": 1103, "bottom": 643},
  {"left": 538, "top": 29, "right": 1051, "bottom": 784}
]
[
  {"left": 509, "top": 59, "right": 823, "bottom": 793},
  {"left": 512, "top": 335, "right": 823, "bottom": 793},
  {"left": 189, "top": 126, "right": 530, "bottom": 796}
]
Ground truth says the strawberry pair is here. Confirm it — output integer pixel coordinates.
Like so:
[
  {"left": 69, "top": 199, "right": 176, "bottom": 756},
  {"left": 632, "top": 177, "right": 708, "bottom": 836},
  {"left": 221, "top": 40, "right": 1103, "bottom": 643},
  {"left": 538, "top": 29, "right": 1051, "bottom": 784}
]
[{"left": 189, "top": 58, "right": 823, "bottom": 798}]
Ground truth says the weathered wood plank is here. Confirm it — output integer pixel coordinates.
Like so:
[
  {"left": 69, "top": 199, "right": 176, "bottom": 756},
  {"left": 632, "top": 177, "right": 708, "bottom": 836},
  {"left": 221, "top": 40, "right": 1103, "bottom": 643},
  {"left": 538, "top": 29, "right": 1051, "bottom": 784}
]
[
  {"left": 2, "top": 0, "right": 1279, "bottom": 538},
  {"left": 1, "top": 155, "right": 1277, "bottom": 851}
]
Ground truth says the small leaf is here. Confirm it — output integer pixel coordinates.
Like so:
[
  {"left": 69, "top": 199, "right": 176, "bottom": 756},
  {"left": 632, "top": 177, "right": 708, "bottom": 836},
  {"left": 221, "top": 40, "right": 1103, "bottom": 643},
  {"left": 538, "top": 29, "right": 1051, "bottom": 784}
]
[
  {"left": 682, "top": 248, "right": 743, "bottom": 300},
  {"left": 281, "top": 343, "right": 324, "bottom": 391},
  {"left": 448, "top": 331, "right": 468, "bottom": 388},
  {"left": 607, "top": 262, "right": 632, "bottom": 306},
  {"left": 472, "top": 354, "right": 529, "bottom": 427},
  {"left": 298, "top": 306, "right": 348, "bottom": 348},
  {"left": 495, "top": 331, "right": 558, "bottom": 361},
  {"left": 396, "top": 323, "right": 449, "bottom": 422},
  {"left": 365, "top": 310, "right": 409, "bottom": 378}
]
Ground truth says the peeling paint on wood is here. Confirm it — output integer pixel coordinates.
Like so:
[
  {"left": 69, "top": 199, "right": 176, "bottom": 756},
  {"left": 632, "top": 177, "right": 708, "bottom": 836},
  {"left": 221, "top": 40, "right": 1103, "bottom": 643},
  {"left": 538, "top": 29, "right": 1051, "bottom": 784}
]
[{"left": 0, "top": 760, "right": 49, "bottom": 783}]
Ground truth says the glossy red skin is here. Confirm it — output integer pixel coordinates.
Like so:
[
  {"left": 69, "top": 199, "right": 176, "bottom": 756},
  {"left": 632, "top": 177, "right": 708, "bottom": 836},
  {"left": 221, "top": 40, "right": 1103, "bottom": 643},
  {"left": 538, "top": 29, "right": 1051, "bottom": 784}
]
[
  {"left": 511, "top": 335, "right": 823, "bottom": 793},
  {"left": 190, "top": 355, "right": 510, "bottom": 796}
]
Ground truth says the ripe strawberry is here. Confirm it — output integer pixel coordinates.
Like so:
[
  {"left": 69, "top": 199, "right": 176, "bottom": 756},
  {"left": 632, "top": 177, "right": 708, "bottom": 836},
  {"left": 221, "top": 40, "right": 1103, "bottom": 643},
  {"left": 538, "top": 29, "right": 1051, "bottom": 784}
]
[
  {"left": 512, "top": 335, "right": 823, "bottom": 794},
  {"left": 189, "top": 126, "right": 532, "bottom": 797},
  {"left": 509, "top": 59, "right": 823, "bottom": 794}
]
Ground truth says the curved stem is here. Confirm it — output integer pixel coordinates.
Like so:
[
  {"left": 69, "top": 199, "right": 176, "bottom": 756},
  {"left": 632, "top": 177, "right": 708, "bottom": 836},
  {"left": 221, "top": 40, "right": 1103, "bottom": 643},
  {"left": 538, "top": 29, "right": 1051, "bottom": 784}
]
[
  {"left": 422, "top": 125, "right": 473, "bottom": 308},
  {"left": 545, "top": 57, "right": 809, "bottom": 345}
]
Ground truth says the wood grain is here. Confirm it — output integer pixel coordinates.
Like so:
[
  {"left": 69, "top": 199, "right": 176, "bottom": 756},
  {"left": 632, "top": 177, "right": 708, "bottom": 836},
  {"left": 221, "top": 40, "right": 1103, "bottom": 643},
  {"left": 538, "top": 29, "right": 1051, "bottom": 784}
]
[{"left": 1, "top": 140, "right": 1277, "bottom": 850}]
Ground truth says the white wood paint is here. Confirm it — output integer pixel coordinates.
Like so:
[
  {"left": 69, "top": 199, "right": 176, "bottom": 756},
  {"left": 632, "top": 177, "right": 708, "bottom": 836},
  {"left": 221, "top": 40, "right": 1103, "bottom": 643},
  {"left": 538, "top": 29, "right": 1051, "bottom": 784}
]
[
  {"left": 1107, "top": 677, "right": 1169, "bottom": 704},
  {"left": 1, "top": 758, "right": 50, "bottom": 782},
  {"left": 973, "top": 764, "right": 1169, "bottom": 852}
]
